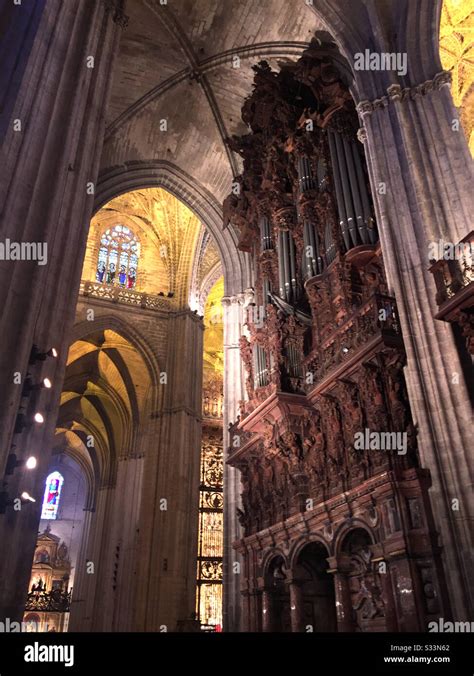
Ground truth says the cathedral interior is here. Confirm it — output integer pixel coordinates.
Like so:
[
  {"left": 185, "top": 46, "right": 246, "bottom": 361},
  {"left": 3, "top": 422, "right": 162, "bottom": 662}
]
[{"left": 0, "top": 0, "right": 473, "bottom": 642}]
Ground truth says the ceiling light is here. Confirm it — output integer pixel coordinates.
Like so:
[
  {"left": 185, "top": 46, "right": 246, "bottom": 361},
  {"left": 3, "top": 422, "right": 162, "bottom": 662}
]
[
  {"left": 26, "top": 456, "right": 37, "bottom": 469},
  {"left": 43, "top": 378, "right": 52, "bottom": 389},
  {"left": 34, "top": 412, "right": 44, "bottom": 423}
]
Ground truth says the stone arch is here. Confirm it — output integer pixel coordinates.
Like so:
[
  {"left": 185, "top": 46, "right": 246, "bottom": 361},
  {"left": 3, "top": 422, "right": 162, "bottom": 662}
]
[
  {"left": 52, "top": 429, "right": 96, "bottom": 512},
  {"left": 289, "top": 535, "right": 332, "bottom": 570},
  {"left": 291, "top": 539, "right": 338, "bottom": 632},
  {"left": 334, "top": 520, "right": 375, "bottom": 557},
  {"left": 397, "top": 0, "right": 443, "bottom": 85},
  {"left": 306, "top": 1, "right": 443, "bottom": 101},
  {"left": 94, "top": 161, "right": 251, "bottom": 298},
  {"left": 261, "top": 548, "right": 290, "bottom": 577}
]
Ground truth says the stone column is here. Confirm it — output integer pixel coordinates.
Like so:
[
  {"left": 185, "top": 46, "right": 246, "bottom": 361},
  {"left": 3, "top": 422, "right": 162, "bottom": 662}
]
[
  {"left": 240, "top": 589, "right": 250, "bottom": 632},
  {"left": 328, "top": 556, "right": 354, "bottom": 632},
  {"left": 0, "top": 0, "right": 124, "bottom": 622},
  {"left": 222, "top": 294, "right": 246, "bottom": 631},
  {"left": 378, "top": 561, "right": 399, "bottom": 632},
  {"left": 67, "top": 507, "right": 94, "bottom": 632},
  {"left": 67, "top": 485, "right": 115, "bottom": 632},
  {"left": 133, "top": 310, "right": 203, "bottom": 631},
  {"left": 111, "top": 454, "right": 145, "bottom": 631},
  {"left": 261, "top": 589, "right": 275, "bottom": 632},
  {"left": 288, "top": 580, "right": 305, "bottom": 632},
  {"left": 357, "top": 73, "right": 474, "bottom": 620},
  {"left": 242, "top": 572, "right": 261, "bottom": 631},
  {"left": 390, "top": 559, "right": 420, "bottom": 632}
]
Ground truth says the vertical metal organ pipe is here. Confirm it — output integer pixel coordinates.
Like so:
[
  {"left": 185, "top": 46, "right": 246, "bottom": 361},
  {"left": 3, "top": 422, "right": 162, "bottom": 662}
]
[
  {"left": 334, "top": 131, "right": 357, "bottom": 248},
  {"left": 328, "top": 131, "right": 350, "bottom": 251}
]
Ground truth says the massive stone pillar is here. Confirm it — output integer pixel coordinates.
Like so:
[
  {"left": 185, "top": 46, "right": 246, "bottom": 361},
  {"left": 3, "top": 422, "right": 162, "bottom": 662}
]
[
  {"left": 133, "top": 310, "right": 203, "bottom": 631},
  {"left": 69, "top": 454, "right": 145, "bottom": 632},
  {"left": 222, "top": 294, "right": 246, "bottom": 631},
  {"left": 0, "top": 0, "right": 125, "bottom": 622},
  {"left": 67, "top": 486, "right": 114, "bottom": 632},
  {"left": 357, "top": 74, "right": 474, "bottom": 620}
]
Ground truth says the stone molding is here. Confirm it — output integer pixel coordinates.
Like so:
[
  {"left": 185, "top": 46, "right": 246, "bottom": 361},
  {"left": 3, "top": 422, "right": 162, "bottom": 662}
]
[{"left": 356, "top": 71, "right": 452, "bottom": 119}]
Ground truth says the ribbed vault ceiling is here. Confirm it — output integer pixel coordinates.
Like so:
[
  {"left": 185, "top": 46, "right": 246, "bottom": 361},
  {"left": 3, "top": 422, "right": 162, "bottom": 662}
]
[
  {"left": 57, "top": 330, "right": 151, "bottom": 485},
  {"left": 102, "top": 0, "right": 326, "bottom": 201}
]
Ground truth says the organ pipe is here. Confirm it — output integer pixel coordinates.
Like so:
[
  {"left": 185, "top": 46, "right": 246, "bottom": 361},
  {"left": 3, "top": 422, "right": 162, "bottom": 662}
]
[
  {"left": 303, "top": 222, "right": 313, "bottom": 278},
  {"left": 297, "top": 156, "right": 317, "bottom": 193},
  {"left": 342, "top": 135, "right": 367, "bottom": 244},
  {"left": 328, "top": 131, "right": 350, "bottom": 251},
  {"left": 259, "top": 215, "right": 273, "bottom": 251},
  {"left": 277, "top": 229, "right": 298, "bottom": 302},
  {"left": 253, "top": 344, "right": 268, "bottom": 388},
  {"left": 289, "top": 234, "right": 297, "bottom": 298},
  {"left": 351, "top": 141, "right": 377, "bottom": 244},
  {"left": 278, "top": 231, "right": 285, "bottom": 299},
  {"left": 334, "top": 131, "right": 357, "bottom": 248},
  {"left": 303, "top": 220, "right": 323, "bottom": 278},
  {"left": 282, "top": 231, "right": 291, "bottom": 302},
  {"left": 310, "top": 220, "right": 324, "bottom": 274}
]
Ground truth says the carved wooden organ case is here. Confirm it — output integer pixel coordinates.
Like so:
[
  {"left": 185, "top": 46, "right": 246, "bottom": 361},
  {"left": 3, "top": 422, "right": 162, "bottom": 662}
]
[{"left": 225, "top": 40, "right": 448, "bottom": 631}]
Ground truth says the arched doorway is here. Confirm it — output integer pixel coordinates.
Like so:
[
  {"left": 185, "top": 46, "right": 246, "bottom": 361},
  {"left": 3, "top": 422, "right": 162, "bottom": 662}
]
[
  {"left": 262, "top": 555, "right": 291, "bottom": 632},
  {"left": 293, "top": 542, "right": 336, "bottom": 632}
]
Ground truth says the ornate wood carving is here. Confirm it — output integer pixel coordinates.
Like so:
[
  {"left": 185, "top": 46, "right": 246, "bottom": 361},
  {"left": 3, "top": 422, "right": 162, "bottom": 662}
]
[{"left": 225, "top": 38, "right": 446, "bottom": 632}]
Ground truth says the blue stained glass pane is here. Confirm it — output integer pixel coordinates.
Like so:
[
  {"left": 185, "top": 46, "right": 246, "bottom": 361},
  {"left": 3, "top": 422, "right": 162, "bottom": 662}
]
[
  {"left": 41, "top": 472, "right": 64, "bottom": 520},
  {"left": 97, "top": 225, "right": 140, "bottom": 287}
]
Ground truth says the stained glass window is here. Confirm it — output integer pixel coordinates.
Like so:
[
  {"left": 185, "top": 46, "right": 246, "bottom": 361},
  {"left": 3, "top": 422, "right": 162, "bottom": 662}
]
[
  {"left": 196, "top": 438, "right": 223, "bottom": 630},
  {"left": 96, "top": 225, "right": 140, "bottom": 288},
  {"left": 41, "top": 471, "right": 64, "bottom": 520}
]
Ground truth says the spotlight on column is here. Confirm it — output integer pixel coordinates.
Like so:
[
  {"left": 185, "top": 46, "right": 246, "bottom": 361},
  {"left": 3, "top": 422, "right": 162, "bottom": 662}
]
[
  {"left": 22, "top": 376, "right": 52, "bottom": 395},
  {"left": 33, "top": 412, "right": 44, "bottom": 424},
  {"left": 3, "top": 453, "right": 36, "bottom": 475},
  {"left": 29, "top": 345, "right": 58, "bottom": 363},
  {"left": 21, "top": 492, "right": 36, "bottom": 503}
]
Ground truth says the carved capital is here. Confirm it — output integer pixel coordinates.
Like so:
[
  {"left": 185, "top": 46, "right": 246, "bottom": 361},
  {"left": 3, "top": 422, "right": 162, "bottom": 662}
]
[
  {"left": 357, "top": 127, "right": 367, "bottom": 144},
  {"left": 102, "top": 0, "right": 129, "bottom": 27},
  {"left": 357, "top": 71, "right": 452, "bottom": 118}
]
